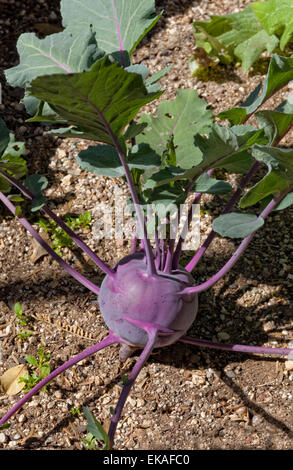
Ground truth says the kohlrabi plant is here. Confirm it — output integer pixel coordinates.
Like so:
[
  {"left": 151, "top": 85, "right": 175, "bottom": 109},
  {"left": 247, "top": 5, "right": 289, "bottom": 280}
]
[
  {"left": 192, "top": 0, "right": 293, "bottom": 73},
  {"left": 0, "top": 0, "right": 293, "bottom": 449}
]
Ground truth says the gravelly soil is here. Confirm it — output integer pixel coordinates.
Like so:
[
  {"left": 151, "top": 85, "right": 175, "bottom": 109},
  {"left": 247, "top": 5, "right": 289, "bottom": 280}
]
[{"left": 0, "top": 0, "right": 292, "bottom": 451}]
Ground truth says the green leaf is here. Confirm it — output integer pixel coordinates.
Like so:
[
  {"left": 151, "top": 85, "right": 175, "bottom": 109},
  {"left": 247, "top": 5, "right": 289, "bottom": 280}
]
[
  {"left": 0, "top": 423, "right": 12, "bottom": 430},
  {"left": 77, "top": 143, "right": 160, "bottom": 178},
  {"left": 0, "top": 120, "right": 10, "bottom": 156},
  {"left": 213, "top": 212, "right": 264, "bottom": 238},
  {"left": 146, "top": 65, "right": 173, "bottom": 86},
  {"left": 127, "top": 144, "right": 161, "bottom": 170},
  {"left": 255, "top": 108, "right": 293, "bottom": 143},
  {"left": 125, "top": 64, "right": 150, "bottom": 80},
  {"left": 218, "top": 54, "right": 293, "bottom": 125},
  {"left": 83, "top": 406, "right": 109, "bottom": 450},
  {"left": 31, "top": 195, "right": 47, "bottom": 212},
  {"left": 8, "top": 195, "right": 24, "bottom": 203},
  {"left": 14, "top": 302, "right": 23, "bottom": 316},
  {"left": 188, "top": 124, "right": 263, "bottom": 176},
  {"left": 45, "top": 126, "right": 101, "bottom": 141},
  {"left": 192, "top": 173, "right": 233, "bottom": 194},
  {"left": 25, "top": 356, "right": 39, "bottom": 367},
  {"left": 124, "top": 122, "right": 148, "bottom": 141},
  {"left": 0, "top": 154, "right": 28, "bottom": 180},
  {"left": 240, "top": 145, "right": 293, "bottom": 208},
  {"left": 143, "top": 166, "right": 186, "bottom": 189},
  {"left": 274, "top": 189, "right": 293, "bottom": 211},
  {"left": 5, "top": 29, "right": 103, "bottom": 89},
  {"left": 137, "top": 89, "right": 213, "bottom": 170},
  {"left": 2, "top": 134, "right": 26, "bottom": 159},
  {"left": 193, "top": 5, "right": 279, "bottom": 71},
  {"left": 77, "top": 145, "right": 124, "bottom": 177},
  {"left": 252, "top": 0, "right": 293, "bottom": 50},
  {"left": 142, "top": 124, "right": 264, "bottom": 189},
  {"left": 145, "top": 65, "right": 173, "bottom": 92},
  {"left": 233, "top": 30, "right": 278, "bottom": 73},
  {"left": 61, "top": 0, "right": 162, "bottom": 55},
  {"left": 29, "top": 56, "right": 161, "bottom": 147},
  {"left": 146, "top": 185, "right": 186, "bottom": 218},
  {"left": 0, "top": 133, "right": 28, "bottom": 185},
  {"left": 24, "top": 175, "right": 48, "bottom": 196},
  {"left": 14, "top": 206, "right": 22, "bottom": 217}
]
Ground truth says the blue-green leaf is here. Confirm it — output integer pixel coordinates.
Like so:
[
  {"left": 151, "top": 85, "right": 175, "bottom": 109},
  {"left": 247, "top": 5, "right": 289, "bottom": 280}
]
[{"left": 213, "top": 212, "right": 264, "bottom": 238}]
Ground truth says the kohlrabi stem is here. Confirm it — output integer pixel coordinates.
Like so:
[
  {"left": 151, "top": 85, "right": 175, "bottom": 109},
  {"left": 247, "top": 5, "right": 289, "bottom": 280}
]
[
  {"left": 0, "top": 191, "right": 101, "bottom": 296},
  {"left": 108, "top": 329, "right": 158, "bottom": 449},
  {"left": 180, "top": 185, "right": 293, "bottom": 295},
  {"left": 163, "top": 238, "right": 175, "bottom": 273},
  {"left": 160, "top": 239, "right": 166, "bottom": 269},
  {"left": 73, "top": 87, "right": 156, "bottom": 276},
  {"left": 113, "top": 141, "right": 156, "bottom": 275},
  {"left": 179, "top": 336, "right": 293, "bottom": 356},
  {"left": 185, "top": 161, "right": 260, "bottom": 272},
  {"left": 155, "top": 228, "right": 161, "bottom": 270},
  {"left": 0, "top": 333, "right": 120, "bottom": 427},
  {"left": 173, "top": 169, "right": 214, "bottom": 270},
  {"left": 0, "top": 169, "right": 114, "bottom": 278}
]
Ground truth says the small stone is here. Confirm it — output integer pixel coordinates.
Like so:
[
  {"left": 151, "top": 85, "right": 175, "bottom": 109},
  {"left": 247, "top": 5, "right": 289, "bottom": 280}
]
[
  {"left": 137, "top": 398, "right": 145, "bottom": 408},
  {"left": 251, "top": 414, "right": 263, "bottom": 426},
  {"left": 226, "top": 370, "right": 235, "bottom": 379},
  {"left": 54, "top": 390, "right": 62, "bottom": 399},
  {"left": 102, "top": 396, "right": 111, "bottom": 405},
  {"left": 263, "top": 321, "right": 275, "bottom": 332},
  {"left": 285, "top": 361, "right": 293, "bottom": 371},
  {"left": 18, "top": 126, "right": 27, "bottom": 135},
  {"left": 0, "top": 432, "right": 7, "bottom": 444},
  {"left": 18, "top": 414, "right": 26, "bottom": 423},
  {"left": 49, "top": 11, "right": 58, "bottom": 20},
  {"left": 218, "top": 331, "right": 230, "bottom": 341},
  {"left": 61, "top": 174, "right": 73, "bottom": 187}
]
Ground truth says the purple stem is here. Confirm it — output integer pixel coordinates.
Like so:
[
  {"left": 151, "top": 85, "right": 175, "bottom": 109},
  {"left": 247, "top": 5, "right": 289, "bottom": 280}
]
[
  {"left": 160, "top": 239, "right": 166, "bottom": 269},
  {"left": 179, "top": 336, "right": 293, "bottom": 356},
  {"left": 173, "top": 169, "right": 214, "bottom": 270},
  {"left": 0, "top": 333, "right": 120, "bottom": 427},
  {"left": 0, "top": 169, "right": 114, "bottom": 278},
  {"left": 0, "top": 191, "right": 100, "bottom": 296},
  {"left": 108, "top": 329, "right": 158, "bottom": 449},
  {"left": 185, "top": 161, "right": 260, "bottom": 273},
  {"left": 181, "top": 185, "right": 293, "bottom": 295},
  {"left": 154, "top": 229, "right": 161, "bottom": 270},
  {"left": 163, "top": 238, "right": 175, "bottom": 273}
]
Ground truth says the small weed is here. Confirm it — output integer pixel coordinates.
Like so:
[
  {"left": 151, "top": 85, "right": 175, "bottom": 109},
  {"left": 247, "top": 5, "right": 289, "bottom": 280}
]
[
  {"left": 82, "top": 407, "right": 109, "bottom": 450},
  {"left": 37, "top": 211, "right": 92, "bottom": 255},
  {"left": 19, "top": 347, "right": 51, "bottom": 392},
  {"left": 70, "top": 407, "right": 81, "bottom": 416},
  {"left": 14, "top": 302, "right": 34, "bottom": 340}
]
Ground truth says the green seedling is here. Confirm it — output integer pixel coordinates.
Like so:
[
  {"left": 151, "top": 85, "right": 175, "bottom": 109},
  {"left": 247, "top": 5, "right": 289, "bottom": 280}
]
[{"left": 19, "top": 347, "right": 51, "bottom": 392}]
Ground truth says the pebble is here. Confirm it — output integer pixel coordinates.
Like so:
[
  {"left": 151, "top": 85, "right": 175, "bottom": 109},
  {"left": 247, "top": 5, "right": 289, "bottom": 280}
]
[
  {"left": 226, "top": 370, "right": 235, "bottom": 379},
  {"left": 0, "top": 432, "right": 7, "bottom": 444},
  {"left": 217, "top": 331, "right": 230, "bottom": 341},
  {"left": 61, "top": 174, "right": 73, "bottom": 187},
  {"left": 136, "top": 398, "right": 145, "bottom": 408},
  {"left": 285, "top": 361, "right": 293, "bottom": 371},
  {"left": 251, "top": 415, "right": 263, "bottom": 426}
]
